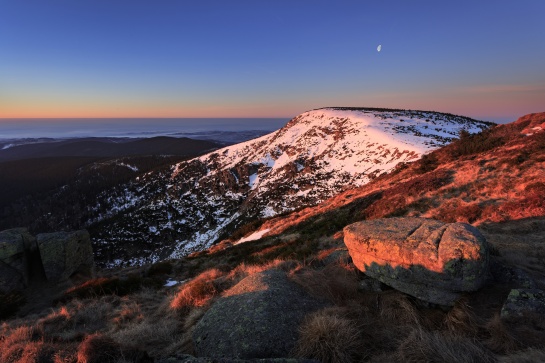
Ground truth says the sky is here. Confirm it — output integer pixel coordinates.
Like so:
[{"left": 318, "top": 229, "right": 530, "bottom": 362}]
[{"left": 0, "top": 0, "right": 544, "bottom": 122}]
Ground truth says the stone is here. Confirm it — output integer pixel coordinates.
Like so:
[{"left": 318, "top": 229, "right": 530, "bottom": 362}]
[
  {"left": 489, "top": 260, "right": 537, "bottom": 289},
  {"left": 343, "top": 217, "right": 489, "bottom": 305},
  {"left": 501, "top": 289, "right": 545, "bottom": 319},
  {"left": 193, "top": 269, "right": 326, "bottom": 359},
  {"left": 157, "top": 354, "right": 319, "bottom": 363},
  {"left": 36, "top": 230, "right": 94, "bottom": 282},
  {"left": 0, "top": 228, "right": 34, "bottom": 292}
]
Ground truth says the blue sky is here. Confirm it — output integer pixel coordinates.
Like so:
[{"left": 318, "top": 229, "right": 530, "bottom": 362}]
[{"left": 0, "top": 0, "right": 544, "bottom": 122}]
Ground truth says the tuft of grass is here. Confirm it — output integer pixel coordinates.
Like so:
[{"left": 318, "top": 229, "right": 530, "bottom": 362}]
[
  {"left": 77, "top": 334, "right": 122, "bottom": 363},
  {"left": 291, "top": 265, "right": 360, "bottom": 305},
  {"left": 169, "top": 269, "right": 225, "bottom": 312},
  {"left": 444, "top": 297, "right": 479, "bottom": 336},
  {"left": 395, "top": 329, "right": 496, "bottom": 363},
  {"left": 294, "top": 308, "right": 364, "bottom": 363}
]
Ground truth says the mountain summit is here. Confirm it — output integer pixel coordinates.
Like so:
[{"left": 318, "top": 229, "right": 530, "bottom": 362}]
[{"left": 89, "top": 108, "right": 492, "bottom": 266}]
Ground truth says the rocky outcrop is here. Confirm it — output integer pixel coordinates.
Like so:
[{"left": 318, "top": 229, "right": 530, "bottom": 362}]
[
  {"left": 0, "top": 228, "right": 94, "bottom": 293},
  {"left": 501, "top": 289, "right": 545, "bottom": 318},
  {"left": 0, "top": 228, "right": 34, "bottom": 292},
  {"left": 343, "top": 217, "right": 489, "bottom": 305},
  {"left": 37, "top": 230, "right": 94, "bottom": 282},
  {"left": 192, "top": 269, "right": 326, "bottom": 359}
]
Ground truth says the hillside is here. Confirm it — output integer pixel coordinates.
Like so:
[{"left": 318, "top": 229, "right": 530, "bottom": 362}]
[
  {"left": 1, "top": 112, "right": 544, "bottom": 363},
  {"left": 0, "top": 137, "right": 222, "bottom": 231},
  {"left": 88, "top": 107, "right": 492, "bottom": 267}
]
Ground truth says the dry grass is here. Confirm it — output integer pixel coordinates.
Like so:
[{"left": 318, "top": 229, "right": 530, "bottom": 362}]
[
  {"left": 294, "top": 308, "right": 365, "bottom": 363},
  {"left": 76, "top": 334, "right": 122, "bottom": 363},
  {"left": 169, "top": 268, "right": 225, "bottom": 312},
  {"left": 499, "top": 348, "right": 545, "bottom": 362},
  {"left": 394, "top": 329, "right": 496, "bottom": 363},
  {"left": 290, "top": 264, "right": 360, "bottom": 305}
]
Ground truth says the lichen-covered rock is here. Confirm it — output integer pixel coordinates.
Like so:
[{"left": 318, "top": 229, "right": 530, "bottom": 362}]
[
  {"left": 36, "top": 230, "right": 94, "bottom": 282},
  {"left": 193, "top": 269, "right": 326, "bottom": 359},
  {"left": 0, "top": 228, "right": 34, "bottom": 292},
  {"left": 344, "top": 217, "right": 489, "bottom": 305},
  {"left": 501, "top": 289, "right": 545, "bottom": 318}
]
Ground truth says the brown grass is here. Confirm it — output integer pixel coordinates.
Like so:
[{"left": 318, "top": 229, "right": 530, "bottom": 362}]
[
  {"left": 395, "top": 329, "right": 496, "bottom": 363},
  {"left": 169, "top": 268, "right": 225, "bottom": 312},
  {"left": 76, "top": 334, "right": 121, "bottom": 363},
  {"left": 290, "top": 265, "right": 360, "bottom": 305},
  {"left": 294, "top": 308, "right": 365, "bottom": 363},
  {"left": 499, "top": 348, "right": 545, "bottom": 362}
]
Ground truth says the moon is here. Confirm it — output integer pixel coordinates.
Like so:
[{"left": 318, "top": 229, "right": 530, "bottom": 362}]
[{"left": 377, "top": 44, "right": 382, "bottom": 52}]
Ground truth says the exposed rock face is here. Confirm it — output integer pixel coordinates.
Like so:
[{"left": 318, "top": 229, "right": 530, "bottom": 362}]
[
  {"left": 1, "top": 228, "right": 94, "bottom": 293},
  {"left": 0, "top": 228, "right": 34, "bottom": 292},
  {"left": 36, "top": 230, "right": 94, "bottom": 282},
  {"left": 343, "top": 217, "right": 489, "bottom": 305},
  {"left": 501, "top": 289, "right": 545, "bottom": 318},
  {"left": 193, "top": 269, "right": 326, "bottom": 359}
]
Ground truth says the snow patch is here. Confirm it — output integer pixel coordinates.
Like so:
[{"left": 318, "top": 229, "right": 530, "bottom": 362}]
[{"left": 235, "top": 229, "right": 270, "bottom": 245}]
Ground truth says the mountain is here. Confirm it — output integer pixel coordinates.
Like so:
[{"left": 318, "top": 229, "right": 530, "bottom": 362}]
[
  {"left": 87, "top": 108, "right": 493, "bottom": 267},
  {"left": 227, "top": 112, "right": 545, "bottom": 248},
  {"left": 0, "top": 136, "right": 220, "bottom": 162}
]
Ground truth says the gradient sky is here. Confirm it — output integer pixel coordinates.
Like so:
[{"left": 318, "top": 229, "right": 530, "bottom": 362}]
[{"left": 1, "top": 0, "right": 544, "bottom": 122}]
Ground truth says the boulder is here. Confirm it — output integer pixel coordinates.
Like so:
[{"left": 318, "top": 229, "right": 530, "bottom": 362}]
[
  {"left": 0, "top": 228, "right": 34, "bottom": 292},
  {"left": 193, "top": 269, "right": 326, "bottom": 359},
  {"left": 36, "top": 230, "right": 94, "bottom": 282},
  {"left": 344, "top": 217, "right": 489, "bottom": 305},
  {"left": 501, "top": 289, "right": 545, "bottom": 319}
]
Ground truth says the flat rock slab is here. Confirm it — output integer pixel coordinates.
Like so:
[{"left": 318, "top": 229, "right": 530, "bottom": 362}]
[
  {"left": 193, "top": 269, "right": 326, "bottom": 359},
  {"left": 501, "top": 289, "right": 545, "bottom": 318},
  {"left": 344, "top": 217, "right": 489, "bottom": 305}
]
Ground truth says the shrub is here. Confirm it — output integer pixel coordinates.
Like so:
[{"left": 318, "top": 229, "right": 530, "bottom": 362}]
[
  {"left": 417, "top": 153, "right": 439, "bottom": 173},
  {"left": 451, "top": 129, "right": 504, "bottom": 157}
]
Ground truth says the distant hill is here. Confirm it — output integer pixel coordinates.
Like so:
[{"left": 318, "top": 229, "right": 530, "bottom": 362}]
[{"left": 0, "top": 136, "right": 220, "bottom": 161}]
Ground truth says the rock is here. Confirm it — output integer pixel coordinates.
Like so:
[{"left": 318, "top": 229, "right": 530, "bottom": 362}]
[
  {"left": 343, "top": 217, "right": 489, "bottom": 305},
  {"left": 490, "top": 260, "right": 537, "bottom": 289},
  {"left": 0, "top": 228, "right": 34, "bottom": 292},
  {"left": 36, "top": 230, "right": 94, "bottom": 282},
  {"left": 157, "top": 354, "right": 319, "bottom": 363},
  {"left": 193, "top": 269, "right": 326, "bottom": 359},
  {"left": 501, "top": 289, "right": 545, "bottom": 319}
]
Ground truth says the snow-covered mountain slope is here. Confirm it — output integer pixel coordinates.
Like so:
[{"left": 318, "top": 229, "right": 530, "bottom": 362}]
[{"left": 88, "top": 108, "right": 493, "bottom": 267}]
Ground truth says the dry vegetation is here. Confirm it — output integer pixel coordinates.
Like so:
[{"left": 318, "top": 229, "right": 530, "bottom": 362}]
[{"left": 1, "top": 114, "right": 544, "bottom": 361}]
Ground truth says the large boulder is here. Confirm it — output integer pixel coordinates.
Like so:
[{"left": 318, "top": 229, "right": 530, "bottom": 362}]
[
  {"left": 0, "top": 228, "right": 34, "bottom": 292},
  {"left": 36, "top": 230, "right": 94, "bottom": 282},
  {"left": 344, "top": 217, "right": 489, "bottom": 305},
  {"left": 193, "top": 269, "right": 326, "bottom": 359}
]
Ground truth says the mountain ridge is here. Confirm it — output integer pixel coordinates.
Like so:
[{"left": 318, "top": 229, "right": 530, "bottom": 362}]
[{"left": 87, "top": 108, "right": 493, "bottom": 267}]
